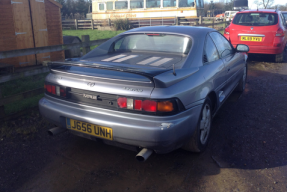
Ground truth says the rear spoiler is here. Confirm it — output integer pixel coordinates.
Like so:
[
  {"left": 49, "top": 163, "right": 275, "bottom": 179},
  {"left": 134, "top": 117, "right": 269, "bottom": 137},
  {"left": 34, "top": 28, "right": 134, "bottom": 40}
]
[
  {"left": 48, "top": 61, "right": 198, "bottom": 88},
  {"left": 48, "top": 61, "right": 170, "bottom": 83}
]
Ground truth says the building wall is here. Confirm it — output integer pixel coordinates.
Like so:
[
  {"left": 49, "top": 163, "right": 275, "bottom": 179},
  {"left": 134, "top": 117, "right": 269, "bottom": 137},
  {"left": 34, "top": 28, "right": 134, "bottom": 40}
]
[
  {"left": 0, "top": 0, "right": 64, "bottom": 69},
  {"left": 45, "top": 0, "right": 64, "bottom": 62},
  {"left": 0, "top": 0, "right": 20, "bottom": 67}
]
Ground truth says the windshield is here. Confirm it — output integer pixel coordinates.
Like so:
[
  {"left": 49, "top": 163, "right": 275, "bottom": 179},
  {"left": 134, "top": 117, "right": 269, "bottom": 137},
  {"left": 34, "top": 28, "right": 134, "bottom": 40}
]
[
  {"left": 232, "top": 12, "right": 278, "bottom": 26},
  {"left": 113, "top": 34, "right": 192, "bottom": 54}
]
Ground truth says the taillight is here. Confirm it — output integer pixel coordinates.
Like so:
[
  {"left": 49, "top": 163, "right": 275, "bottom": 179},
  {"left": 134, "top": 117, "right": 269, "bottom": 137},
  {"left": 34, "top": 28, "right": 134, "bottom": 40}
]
[
  {"left": 142, "top": 100, "right": 157, "bottom": 112},
  {"left": 275, "top": 28, "right": 284, "bottom": 37},
  {"left": 134, "top": 100, "right": 142, "bottom": 110},
  {"left": 117, "top": 97, "right": 179, "bottom": 114},
  {"left": 117, "top": 97, "right": 127, "bottom": 108},
  {"left": 158, "top": 101, "right": 174, "bottom": 112},
  {"left": 224, "top": 26, "right": 230, "bottom": 35},
  {"left": 45, "top": 82, "right": 67, "bottom": 98}
]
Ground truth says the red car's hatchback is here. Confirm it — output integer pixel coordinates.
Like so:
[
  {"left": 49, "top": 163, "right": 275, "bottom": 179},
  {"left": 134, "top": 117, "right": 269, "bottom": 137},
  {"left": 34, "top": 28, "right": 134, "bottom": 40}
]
[{"left": 224, "top": 9, "right": 287, "bottom": 62}]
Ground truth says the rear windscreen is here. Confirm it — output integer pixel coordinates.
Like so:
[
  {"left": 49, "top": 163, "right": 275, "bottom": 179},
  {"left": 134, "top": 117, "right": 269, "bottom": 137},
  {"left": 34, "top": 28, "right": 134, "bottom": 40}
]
[
  {"left": 113, "top": 34, "right": 192, "bottom": 54},
  {"left": 232, "top": 13, "right": 278, "bottom": 26}
]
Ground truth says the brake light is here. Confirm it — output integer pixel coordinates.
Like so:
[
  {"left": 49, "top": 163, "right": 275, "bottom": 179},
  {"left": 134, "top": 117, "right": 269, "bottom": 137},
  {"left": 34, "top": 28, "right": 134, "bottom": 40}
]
[
  {"left": 117, "top": 97, "right": 178, "bottom": 113},
  {"left": 224, "top": 26, "right": 230, "bottom": 35},
  {"left": 117, "top": 97, "right": 127, "bottom": 108},
  {"left": 276, "top": 28, "right": 284, "bottom": 37},
  {"left": 142, "top": 100, "right": 157, "bottom": 112},
  {"left": 134, "top": 100, "right": 142, "bottom": 110},
  {"left": 46, "top": 84, "right": 52, "bottom": 93},
  {"left": 146, "top": 33, "right": 160, "bottom": 36},
  {"left": 45, "top": 82, "right": 67, "bottom": 98},
  {"left": 51, "top": 86, "right": 56, "bottom": 95}
]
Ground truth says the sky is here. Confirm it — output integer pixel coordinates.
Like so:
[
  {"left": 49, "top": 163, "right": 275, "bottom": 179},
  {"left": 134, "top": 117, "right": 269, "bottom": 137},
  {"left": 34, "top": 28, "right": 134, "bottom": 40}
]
[
  {"left": 209, "top": 0, "right": 286, "bottom": 9},
  {"left": 249, "top": 0, "right": 286, "bottom": 9}
]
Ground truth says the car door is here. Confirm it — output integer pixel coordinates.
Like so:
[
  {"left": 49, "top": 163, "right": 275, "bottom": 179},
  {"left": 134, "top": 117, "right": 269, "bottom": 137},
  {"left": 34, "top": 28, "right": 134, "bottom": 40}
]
[
  {"left": 202, "top": 34, "right": 227, "bottom": 104},
  {"left": 209, "top": 32, "right": 244, "bottom": 96}
]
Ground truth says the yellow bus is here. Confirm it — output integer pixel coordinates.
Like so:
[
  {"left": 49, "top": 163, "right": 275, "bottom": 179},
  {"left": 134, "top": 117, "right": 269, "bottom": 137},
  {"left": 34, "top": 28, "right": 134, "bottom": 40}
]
[{"left": 92, "top": 0, "right": 204, "bottom": 20}]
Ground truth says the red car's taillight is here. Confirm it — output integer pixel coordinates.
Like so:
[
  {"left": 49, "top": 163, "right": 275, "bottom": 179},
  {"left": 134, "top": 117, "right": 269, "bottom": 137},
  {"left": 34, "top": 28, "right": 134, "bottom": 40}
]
[
  {"left": 224, "top": 26, "right": 230, "bottom": 35},
  {"left": 275, "top": 28, "right": 284, "bottom": 37},
  {"left": 117, "top": 97, "right": 178, "bottom": 113},
  {"left": 45, "top": 82, "right": 67, "bottom": 98}
]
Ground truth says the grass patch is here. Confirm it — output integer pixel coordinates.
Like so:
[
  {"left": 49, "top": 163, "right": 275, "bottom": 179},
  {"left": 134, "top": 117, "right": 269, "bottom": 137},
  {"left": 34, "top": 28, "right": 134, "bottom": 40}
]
[
  {"left": 0, "top": 73, "right": 48, "bottom": 98},
  {"left": 4, "top": 94, "right": 44, "bottom": 115},
  {"left": 0, "top": 73, "right": 47, "bottom": 115},
  {"left": 63, "top": 29, "right": 125, "bottom": 50},
  {"left": 62, "top": 29, "right": 125, "bottom": 41}
]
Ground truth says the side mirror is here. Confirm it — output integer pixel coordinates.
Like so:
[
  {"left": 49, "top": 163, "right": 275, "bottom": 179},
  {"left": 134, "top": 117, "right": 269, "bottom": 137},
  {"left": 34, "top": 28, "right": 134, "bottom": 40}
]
[{"left": 236, "top": 44, "right": 249, "bottom": 52}]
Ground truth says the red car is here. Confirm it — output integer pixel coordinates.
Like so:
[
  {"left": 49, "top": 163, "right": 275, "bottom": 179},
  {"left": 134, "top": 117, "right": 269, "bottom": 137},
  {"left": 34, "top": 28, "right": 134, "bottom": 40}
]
[{"left": 224, "top": 9, "right": 287, "bottom": 62}]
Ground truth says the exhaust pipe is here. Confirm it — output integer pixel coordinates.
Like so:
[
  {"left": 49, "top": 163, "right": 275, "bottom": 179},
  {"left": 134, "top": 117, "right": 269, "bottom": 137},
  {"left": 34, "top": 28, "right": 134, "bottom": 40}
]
[
  {"left": 48, "top": 127, "right": 67, "bottom": 136},
  {"left": 135, "top": 148, "right": 153, "bottom": 162}
]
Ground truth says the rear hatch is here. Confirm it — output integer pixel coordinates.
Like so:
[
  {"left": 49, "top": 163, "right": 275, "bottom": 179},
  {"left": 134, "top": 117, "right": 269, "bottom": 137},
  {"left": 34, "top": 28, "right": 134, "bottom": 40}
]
[{"left": 230, "top": 12, "right": 279, "bottom": 46}]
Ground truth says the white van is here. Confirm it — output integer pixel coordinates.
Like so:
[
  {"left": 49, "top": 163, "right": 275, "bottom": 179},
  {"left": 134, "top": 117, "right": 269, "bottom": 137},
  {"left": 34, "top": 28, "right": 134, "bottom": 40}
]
[{"left": 225, "top": 11, "right": 238, "bottom": 21}]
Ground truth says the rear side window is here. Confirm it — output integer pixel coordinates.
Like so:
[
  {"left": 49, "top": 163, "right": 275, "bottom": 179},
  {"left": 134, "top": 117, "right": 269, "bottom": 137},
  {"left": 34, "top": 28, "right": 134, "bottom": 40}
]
[
  {"left": 203, "top": 35, "right": 219, "bottom": 63},
  {"left": 209, "top": 32, "right": 233, "bottom": 58},
  {"left": 281, "top": 13, "right": 287, "bottom": 25},
  {"left": 233, "top": 12, "right": 278, "bottom": 26}
]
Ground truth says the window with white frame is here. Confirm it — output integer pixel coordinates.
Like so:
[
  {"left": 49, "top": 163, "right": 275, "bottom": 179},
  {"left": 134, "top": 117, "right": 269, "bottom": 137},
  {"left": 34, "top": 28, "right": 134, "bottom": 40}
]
[
  {"left": 115, "top": 1, "right": 128, "bottom": 9},
  {"left": 163, "top": 0, "right": 176, "bottom": 7},
  {"left": 99, "top": 3, "right": 105, "bottom": 10},
  {"left": 130, "top": 0, "right": 144, "bottom": 8},
  {"left": 178, "top": 0, "right": 194, "bottom": 7},
  {"left": 107, "top": 2, "right": 113, "bottom": 10},
  {"left": 146, "top": 0, "right": 161, "bottom": 8}
]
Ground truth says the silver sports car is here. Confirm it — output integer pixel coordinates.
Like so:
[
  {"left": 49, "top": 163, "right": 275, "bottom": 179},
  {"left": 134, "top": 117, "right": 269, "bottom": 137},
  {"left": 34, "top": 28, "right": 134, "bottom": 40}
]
[{"left": 39, "top": 26, "right": 249, "bottom": 161}]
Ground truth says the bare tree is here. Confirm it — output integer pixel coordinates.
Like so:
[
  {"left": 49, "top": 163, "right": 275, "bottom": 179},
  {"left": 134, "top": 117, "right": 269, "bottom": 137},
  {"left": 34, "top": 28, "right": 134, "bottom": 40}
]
[{"left": 254, "top": 0, "right": 274, "bottom": 9}]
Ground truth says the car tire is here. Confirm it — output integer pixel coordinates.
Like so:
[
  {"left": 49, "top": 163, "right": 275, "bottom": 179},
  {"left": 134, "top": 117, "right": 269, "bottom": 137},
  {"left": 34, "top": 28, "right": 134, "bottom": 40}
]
[
  {"left": 235, "top": 65, "right": 247, "bottom": 92},
  {"left": 275, "top": 52, "right": 284, "bottom": 63},
  {"left": 182, "top": 97, "right": 212, "bottom": 153}
]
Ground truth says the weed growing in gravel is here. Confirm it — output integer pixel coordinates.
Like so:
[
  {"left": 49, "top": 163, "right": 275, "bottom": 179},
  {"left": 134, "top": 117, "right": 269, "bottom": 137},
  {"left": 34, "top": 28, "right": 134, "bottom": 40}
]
[{"left": 0, "top": 110, "right": 52, "bottom": 140}]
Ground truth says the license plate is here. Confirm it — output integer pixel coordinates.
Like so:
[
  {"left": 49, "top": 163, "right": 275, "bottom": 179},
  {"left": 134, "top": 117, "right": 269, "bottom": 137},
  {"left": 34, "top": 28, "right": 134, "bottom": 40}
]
[
  {"left": 241, "top": 36, "right": 262, "bottom": 42},
  {"left": 66, "top": 118, "right": 113, "bottom": 140}
]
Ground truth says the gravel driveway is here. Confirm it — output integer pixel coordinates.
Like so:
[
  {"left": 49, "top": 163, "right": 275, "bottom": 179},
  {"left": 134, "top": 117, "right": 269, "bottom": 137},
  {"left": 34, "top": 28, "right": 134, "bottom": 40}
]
[{"left": 1, "top": 53, "right": 287, "bottom": 192}]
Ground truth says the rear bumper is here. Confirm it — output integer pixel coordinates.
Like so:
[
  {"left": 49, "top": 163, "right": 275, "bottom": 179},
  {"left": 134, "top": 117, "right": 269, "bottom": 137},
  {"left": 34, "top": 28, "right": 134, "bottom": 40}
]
[
  {"left": 39, "top": 95, "right": 202, "bottom": 154},
  {"left": 232, "top": 44, "right": 284, "bottom": 54}
]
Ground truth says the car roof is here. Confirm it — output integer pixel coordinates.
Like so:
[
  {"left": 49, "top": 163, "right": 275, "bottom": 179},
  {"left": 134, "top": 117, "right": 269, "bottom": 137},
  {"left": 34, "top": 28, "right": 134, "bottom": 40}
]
[
  {"left": 122, "top": 26, "right": 217, "bottom": 38},
  {"left": 238, "top": 9, "right": 278, "bottom": 14}
]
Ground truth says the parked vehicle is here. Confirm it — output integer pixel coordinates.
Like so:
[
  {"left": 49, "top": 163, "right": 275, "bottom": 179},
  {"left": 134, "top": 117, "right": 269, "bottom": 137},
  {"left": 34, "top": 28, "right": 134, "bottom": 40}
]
[
  {"left": 39, "top": 26, "right": 249, "bottom": 161},
  {"left": 215, "top": 13, "right": 225, "bottom": 21},
  {"left": 224, "top": 9, "right": 287, "bottom": 63},
  {"left": 282, "top": 11, "right": 287, "bottom": 25},
  {"left": 225, "top": 11, "right": 238, "bottom": 21}
]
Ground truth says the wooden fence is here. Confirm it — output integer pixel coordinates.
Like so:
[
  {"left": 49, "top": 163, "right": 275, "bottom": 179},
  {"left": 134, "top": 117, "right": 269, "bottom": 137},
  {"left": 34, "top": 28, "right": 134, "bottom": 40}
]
[
  {"left": 62, "top": 19, "right": 96, "bottom": 30},
  {"left": 61, "top": 16, "right": 230, "bottom": 30},
  {"left": 0, "top": 37, "right": 109, "bottom": 60},
  {"left": 0, "top": 36, "right": 109, "bottom": 120}
]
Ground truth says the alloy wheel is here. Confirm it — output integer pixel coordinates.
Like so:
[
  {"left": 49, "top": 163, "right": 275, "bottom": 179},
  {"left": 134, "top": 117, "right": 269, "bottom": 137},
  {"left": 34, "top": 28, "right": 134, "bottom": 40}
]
[{"left": 199, "top": 103, "right": 211, "bottom": 145}]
